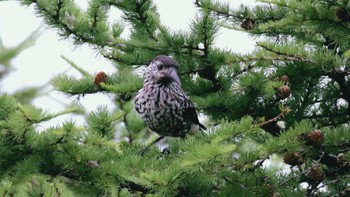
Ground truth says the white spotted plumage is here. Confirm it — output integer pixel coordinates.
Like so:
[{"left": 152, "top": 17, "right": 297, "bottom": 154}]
[{"left": 134, "top": 55, "right": 206, "bottom": 137}]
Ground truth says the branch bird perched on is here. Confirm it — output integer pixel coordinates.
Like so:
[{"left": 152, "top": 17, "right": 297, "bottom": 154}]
[{"left": 134, "top": 55, "right": 206, "bottom": 138}]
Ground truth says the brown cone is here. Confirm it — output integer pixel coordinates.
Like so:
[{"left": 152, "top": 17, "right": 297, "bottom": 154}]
[
  {"left": 283, "top": 152, "right": 304, "bottom": 166},
  {"left": 277, "top": 86, "right": 291, "bottom": 99},
  {"left": 94, "top": 71, "right": 108, "bottom": 87},
  {"left": 241, "top": 19, "right": 255, "bottom": 30},
  {"left": 307, "top": 130, "right": 324, "bottom": 146}
]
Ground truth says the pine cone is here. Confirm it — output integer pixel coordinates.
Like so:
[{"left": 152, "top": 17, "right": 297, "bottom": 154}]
[
  {"left": 276, "top": 85, "right": 291, "bottom": 99},
  {"left": 280, "top": 75, "right": 289, "bottom": 83},
  {"left": 240, "top": 19, "right": 255, "bottom": 30},
  {"left": 94, "top": 71, "right": 108, "bottom": 87},
  {"left": 307, "top": 167, "right": 323, "bottom": 182},
  {"left": 283, "top": 152, "right": 304, "bottom": 166},
  {"left": 336, "top": 8, "right": 350, "bottom": 22},
  {"left": 307, "top": 130, "right": 324, "bottom": 146}
]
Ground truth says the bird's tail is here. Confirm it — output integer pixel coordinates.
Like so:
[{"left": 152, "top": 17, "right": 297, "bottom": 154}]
[{"left": 199, "top": 123, "right": 207, "bottom": 130}]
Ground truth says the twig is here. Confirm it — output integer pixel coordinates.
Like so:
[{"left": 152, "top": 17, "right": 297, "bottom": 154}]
[
  {"left": 256, "top": 42, "right": 319, "bottom": 65},
  {"left": 140, "top": 136, "right": 165, "bottom": 156},
  {"left": 223, "top": 176, "right": 254, "bottom": 195},
  {"left": 257, "top": 107, "right": 291, "bottom": 127},
  {"left": 279, "top": 152, "right": 325, "bottom": 187}
]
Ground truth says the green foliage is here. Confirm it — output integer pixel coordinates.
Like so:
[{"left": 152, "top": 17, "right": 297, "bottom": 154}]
[
  {"left": 0, "top": 29, "right": 50, "bottom": 104},
  {"left": 102, "top": 69, "right": 143, "bottom": 95},
  {"left": 0, "top": 29, "right": 39, "bottom": 68},
  {"left": 1, "top": 0, "right": 350, "bottom": 196},
  {"left": 52, "top": 74, "right": 96, "bottom": 94},
  {"left": 86, "top": 105, "right": 124, "bottom": 139}
]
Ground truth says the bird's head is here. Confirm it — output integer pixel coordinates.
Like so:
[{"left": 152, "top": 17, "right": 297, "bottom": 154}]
[{"left": 146, "top": 55, "right": 181, "bottom": 85}]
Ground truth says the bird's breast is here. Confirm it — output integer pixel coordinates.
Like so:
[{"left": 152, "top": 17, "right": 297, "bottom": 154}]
[{"left": 134, "top": 82, "right": 192, "bottom": 136}]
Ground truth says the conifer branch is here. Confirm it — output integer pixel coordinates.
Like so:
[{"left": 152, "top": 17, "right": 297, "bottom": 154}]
[
  {"left": 256, "top": 42, "right": 319, "bottom": 65},
  {"left": 27, "top": 0, "right": 116, "bottom": 47},
  {"left": 223, "top": 176, "right": 256, "bottom": 195},
  {"left": 257, "top": 107, "right": 291, "bottom": 128},
  {"left": 194, "top": 0, "right": 237, "bottom": 19},
  {"left": 5, "top": 0, "right": 350, "bottom": 196},
  {"left": 279, "top": 152, "right": 324, "bottom": 187}
]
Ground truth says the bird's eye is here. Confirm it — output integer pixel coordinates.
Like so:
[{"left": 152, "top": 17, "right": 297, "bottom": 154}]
[{"left": 158, "top": 65, "right": 164, "bottom": 70}]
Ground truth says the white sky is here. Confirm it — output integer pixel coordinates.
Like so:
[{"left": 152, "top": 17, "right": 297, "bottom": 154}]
[{"left": 0, "top": 0, "right": 258, "bottom": 127}]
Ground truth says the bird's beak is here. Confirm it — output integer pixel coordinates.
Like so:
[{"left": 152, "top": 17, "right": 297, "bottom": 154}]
[
  {"left": 158, "top": 69, "right": 181, "bottom": 85},
  {"left": 169, "top": 69, "right": 181, "bottom": 85}
]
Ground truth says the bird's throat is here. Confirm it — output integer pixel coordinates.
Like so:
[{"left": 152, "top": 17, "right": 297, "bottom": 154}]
[{"left": 157, "top": 76, "right": 174, "bottom": 85}]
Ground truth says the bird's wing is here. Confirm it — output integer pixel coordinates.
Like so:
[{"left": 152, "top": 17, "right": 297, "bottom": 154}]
[
  {"left": 181, "top": 97, "right": 207, "bottom": 130},
  {"left": 134, "top": 89, "right": 144, "bottom": 114}
]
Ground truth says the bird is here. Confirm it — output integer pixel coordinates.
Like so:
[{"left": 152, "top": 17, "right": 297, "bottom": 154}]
[{"left": 134, "top": 55, "right": 206, "bottom": 138}]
